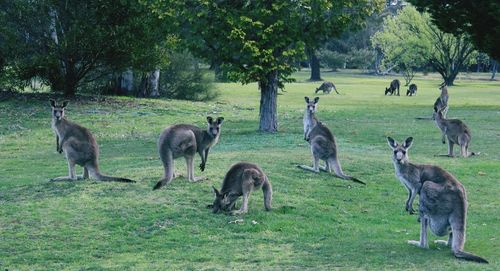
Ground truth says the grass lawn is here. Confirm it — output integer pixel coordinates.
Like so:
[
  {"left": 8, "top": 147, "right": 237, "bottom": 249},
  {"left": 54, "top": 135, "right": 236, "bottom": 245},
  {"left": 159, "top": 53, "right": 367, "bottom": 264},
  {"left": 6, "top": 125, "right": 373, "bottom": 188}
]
[{"left": 0, "top": 70, "right": 498, "bottom": 270}]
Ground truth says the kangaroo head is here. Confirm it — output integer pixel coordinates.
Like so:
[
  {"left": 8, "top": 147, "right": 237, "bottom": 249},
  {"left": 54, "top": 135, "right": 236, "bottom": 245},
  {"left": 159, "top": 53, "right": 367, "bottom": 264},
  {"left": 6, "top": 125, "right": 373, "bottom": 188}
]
[
  {"left": 304, "top": 96, "right": 319, "bottom": 113},
  {"left": 211, "top": 186, "right": 232, "bottom": 214},
  {"left": 387, "top": 137, "right": 413, "bottom": 164},
  {"left": 206, "top": 116, "right": 224, "bottom": 137},
  {"left": 49, "top": 99, "right": 68, "bottom": 121}
]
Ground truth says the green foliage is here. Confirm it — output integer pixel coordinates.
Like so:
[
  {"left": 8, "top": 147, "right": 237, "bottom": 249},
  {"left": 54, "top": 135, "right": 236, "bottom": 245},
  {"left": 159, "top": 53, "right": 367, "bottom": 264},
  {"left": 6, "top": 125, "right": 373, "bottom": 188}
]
[
  {"left": 0, "top": 71, "right": 498, "bottom": 269},
  {"left": 408, "top": 0, "right": 500, "bottom": 60},
  {"left": 319, "top": 50, "right": 346, "bottom": 71},
  {"left": 159, "top": 52, "right": 218, "bottom": 101}
]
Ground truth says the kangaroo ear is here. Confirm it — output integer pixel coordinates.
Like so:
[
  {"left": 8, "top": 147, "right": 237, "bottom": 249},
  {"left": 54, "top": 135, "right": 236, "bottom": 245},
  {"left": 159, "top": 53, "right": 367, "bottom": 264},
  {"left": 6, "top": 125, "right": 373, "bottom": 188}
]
[
  {"left": 403, "top": 137, "right": 413, "bottom": 149},
  {"left": 387, "top": 137, "right": 397, "bottom": 149},
  {"left": 216, "top": 117, "right": 224, "bottom": 125},
  {"left": 304, "top": 96, "right": 310, "bottom": 103},
  {"left": 313, "top": 97, "right": 319, "bottom": 104},
  {"left": 61, "top": 101, "right": 69, "bottom": 108},
  {"left": 49, "top": 99, "right": 56, "bottom": 107},
  {"left": 212, "top": 186, "right": 220, "bottom": 196},
  {"left": 207, "top": 116, "right": 213, "bottom": 124}
]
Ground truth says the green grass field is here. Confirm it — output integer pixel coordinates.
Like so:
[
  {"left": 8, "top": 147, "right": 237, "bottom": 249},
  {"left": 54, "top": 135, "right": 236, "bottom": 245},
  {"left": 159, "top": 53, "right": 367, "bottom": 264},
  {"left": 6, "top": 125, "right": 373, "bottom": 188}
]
[{"left": 0, "top": 70, "right": 499, "bottom": 270}]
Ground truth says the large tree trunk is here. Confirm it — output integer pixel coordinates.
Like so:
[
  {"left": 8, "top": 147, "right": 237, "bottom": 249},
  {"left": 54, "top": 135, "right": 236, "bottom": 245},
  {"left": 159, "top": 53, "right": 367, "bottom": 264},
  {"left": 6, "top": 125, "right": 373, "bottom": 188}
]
[
  {"left": 63, "top": 61, "right": 77, "bottom": 97},
  {"left": 138, "top": 69, "right": 160, "bottom": 97},
  {"left": 258, "top": 71, "right": 279, "bottom": 132},
  {"left": 491, "top": 60, "right": 497, "bottom": 80},
  {"left": 309, "top": 49, "right": 322, "bottom": 81}
]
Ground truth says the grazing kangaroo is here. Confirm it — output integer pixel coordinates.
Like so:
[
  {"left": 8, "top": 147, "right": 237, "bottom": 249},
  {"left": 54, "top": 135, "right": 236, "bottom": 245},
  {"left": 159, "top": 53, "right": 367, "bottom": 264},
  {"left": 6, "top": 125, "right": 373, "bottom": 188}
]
[
  {"left": 406, "top": 83, "right": 417, "bottom": 96},
  {"left": 385, "top": 79, "right": 400, "bottom": 96},
  {"left": 387, "top": 137, "right": 488, "bottom": 263},
  {"left": 153, "top": 116, "right": 224, "bottom": 190},
  {"left": 433, "top": 84, "right": 449, "bottom": 118},
  {"left": 49, "top": 99, "right": 135, "bottom": 183},
  {"left": 299, "top": 97, "right": 365, "bottom": 185},
  {"left": 209, "top": 162, "right": 272, "bottom": 215},
  {"left": 315, "top": 81, "right": 339, "bottom": 94},
  {"left": 433, "top": 108, "right": 475, "bottom": 157}
]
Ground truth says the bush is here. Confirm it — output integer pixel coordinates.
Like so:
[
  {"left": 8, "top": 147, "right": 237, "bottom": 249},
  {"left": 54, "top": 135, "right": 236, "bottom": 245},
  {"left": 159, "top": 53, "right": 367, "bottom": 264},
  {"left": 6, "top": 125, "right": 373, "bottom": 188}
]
[{"left": 318, "top": 50, "right": 346, "bottom": 71}]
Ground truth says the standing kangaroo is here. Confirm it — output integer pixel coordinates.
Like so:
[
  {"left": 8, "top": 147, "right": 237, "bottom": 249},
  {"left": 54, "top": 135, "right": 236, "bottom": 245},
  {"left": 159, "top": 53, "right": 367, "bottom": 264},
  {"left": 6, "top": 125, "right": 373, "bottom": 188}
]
[
  {"left": 433, "top": 84, "right": 449, "bottom": 118},
  {"left": 387, "top": 137, "right": 488, "bottom": 263},
  {"left": 153, "top": 116, "right": 224, "bottom": 190},
  {"left": 49, "top": 99, "right": 135, "bottom": 183},
  {"left": 299, "top": 97, "right": 365, "bottom": 185},
  {"left": 385, "top": 79, "right": 400, "bottom": 96},
  {"left": 315, "top": 81, "right": 339, "bottom": 94},
  {"left": 209, "top": 162, "right": 272, "bottom": 215},
  {"left": 433, "top": 108, "right": 475, "bottom": 157}
]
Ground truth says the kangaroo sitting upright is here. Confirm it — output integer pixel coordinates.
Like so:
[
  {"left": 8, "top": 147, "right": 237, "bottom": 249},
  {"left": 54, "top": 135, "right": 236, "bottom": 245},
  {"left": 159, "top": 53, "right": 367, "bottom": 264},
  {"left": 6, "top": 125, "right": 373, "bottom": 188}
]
[
  {"left": 406, "top": 83, "right": 417, "bottom": 96},
  {"left": 433, "top": 84, "right": 449, "bottom": 118},
  {"left": 315, "top": 81, "right": 339, "bottom": 94},
  {"left": 387, "top": 137, "right": 488, "bottom": 263},
  {"left": 433, "top": 108, "right": 475, "bottom": 157},
  {"left": 49, "top": 99, "right": 135, "bottom": 183},
  {"left": 153, "top": 116, "right": 224, "bottom": 190},
  {"left": 209, "top": 162, "right": 272, "bottom": 215},
  {"left": 299, "top": 97, "right": 365, "bottom": 185},
  {"left": 385, "top": 79, "right": 400, "bottom": 96}
]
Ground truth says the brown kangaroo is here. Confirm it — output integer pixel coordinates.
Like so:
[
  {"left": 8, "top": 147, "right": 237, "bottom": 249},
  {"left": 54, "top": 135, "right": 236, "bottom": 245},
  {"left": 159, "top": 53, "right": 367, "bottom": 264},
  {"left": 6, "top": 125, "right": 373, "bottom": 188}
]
[
  {"left": 315, "top": 81, "right": 339, "bottom": 94},
  {"left": 433, "top": 108, "right": 475, "bottom": 157},
  {"left": 153, "top": 116, "right": 224, "bottom": 190},
  {"left": 209, "top": 162, "right": 272, "bottom": 215},
  {"left": 433, "top": 84, "right": 449, "bottom": 118},
  {"left": 387, "top": 137, "right": 488, "bottom": 263},
  {"left": 299, "top": 97, "right": 365, "bottom": 185},
  {"left": 49, "top": 99, "right": 135, "bottom": 183}
]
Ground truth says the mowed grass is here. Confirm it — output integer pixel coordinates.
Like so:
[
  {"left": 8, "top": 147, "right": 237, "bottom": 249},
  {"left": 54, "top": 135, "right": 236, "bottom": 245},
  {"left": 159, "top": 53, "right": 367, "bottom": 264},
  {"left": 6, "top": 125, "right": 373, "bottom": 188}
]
[{"left": 0, "top": 70, "right": 499, "bottom": 270}]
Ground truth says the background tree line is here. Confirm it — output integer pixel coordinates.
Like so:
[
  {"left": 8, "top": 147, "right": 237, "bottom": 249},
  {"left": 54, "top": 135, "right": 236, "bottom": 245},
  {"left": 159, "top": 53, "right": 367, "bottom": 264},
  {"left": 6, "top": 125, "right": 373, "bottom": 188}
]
[{"left": 0, "top": 0, "right": 498, "bottom": 132}]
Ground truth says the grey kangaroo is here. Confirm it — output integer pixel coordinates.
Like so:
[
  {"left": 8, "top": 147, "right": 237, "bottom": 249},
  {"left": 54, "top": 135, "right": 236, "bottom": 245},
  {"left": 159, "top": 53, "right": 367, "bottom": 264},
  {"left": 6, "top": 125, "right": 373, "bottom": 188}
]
[
  {"left": 209, "top": 162, "right": 272, "bottom": 215},
  {"left": 153, "top": 116, "right": 224, "bottom": 190},
  {"left": 433, "top": 84, "right": 449, "bottom": 118},
  {"left": 406, "top": 83, "right": 417, "bottom": 96},
  {"left": 433, "top": 108, "right": 475, "bottom": 157},
  {"left": 299, "top": 97, "right": 365, "bottom": 185},
  {"left": 49, "top": 99, "right": 134, "bottom": 183},
  {"left": 385, "top": 79, "right": 400, "bottom": 96},
  {"left": 387, "top": 137, "right": 488, "bottom": 263},
  {"left": 315, "top": 81, "right": 339, "bottom": 94}
]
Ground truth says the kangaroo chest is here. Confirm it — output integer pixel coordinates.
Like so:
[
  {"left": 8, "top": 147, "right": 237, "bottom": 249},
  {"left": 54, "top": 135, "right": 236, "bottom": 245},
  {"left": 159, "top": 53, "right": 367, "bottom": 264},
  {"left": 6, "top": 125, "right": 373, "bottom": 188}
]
[{"left": 393, "top": 163, "right": 417, "bottom": 191}]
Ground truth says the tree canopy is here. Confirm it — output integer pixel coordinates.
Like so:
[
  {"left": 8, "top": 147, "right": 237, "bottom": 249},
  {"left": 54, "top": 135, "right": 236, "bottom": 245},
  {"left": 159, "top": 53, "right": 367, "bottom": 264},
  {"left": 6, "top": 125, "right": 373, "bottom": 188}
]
[{"left": 408, "top": 0, "right": 500, "bottom": 60}]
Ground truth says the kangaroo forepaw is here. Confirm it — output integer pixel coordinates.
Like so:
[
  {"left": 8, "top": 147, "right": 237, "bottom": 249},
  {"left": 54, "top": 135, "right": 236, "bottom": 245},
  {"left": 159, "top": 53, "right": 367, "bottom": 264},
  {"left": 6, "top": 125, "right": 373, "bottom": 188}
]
[{"left": 406, "top": 206, "right": 416, "bottom": 215}]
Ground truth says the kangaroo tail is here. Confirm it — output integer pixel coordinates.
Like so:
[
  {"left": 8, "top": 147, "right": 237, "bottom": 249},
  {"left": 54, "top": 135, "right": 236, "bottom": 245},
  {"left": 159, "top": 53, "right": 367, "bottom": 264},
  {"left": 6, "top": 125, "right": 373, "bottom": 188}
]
[
  {"left": 87, "top": 164, "right": 135, "bottom": 183},
  {"left": 329, "top": 158, "right": 366, "bottom": 185},
  {"left": 262, "top": 176, "right": 273, "bottom": 211},
  {"left": 454, "top": 250, "right": 488, "bottom": 264},
  {"left": 153, "top": 178, "right": 169, "bottom": 190}
]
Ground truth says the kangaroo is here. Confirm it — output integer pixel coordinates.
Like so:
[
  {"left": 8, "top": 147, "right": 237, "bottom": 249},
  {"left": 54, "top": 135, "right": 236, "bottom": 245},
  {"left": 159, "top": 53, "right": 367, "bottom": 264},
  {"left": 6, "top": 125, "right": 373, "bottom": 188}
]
[
  {"left": 153, "top": 116, "right": 224, "bottom": 190},
  {"left": 385, "top": 79, "right": 400, "bottom": 96},
  {"left": 49, "top": 99, "right": 135, "bottom": 183},
  {"left": 387, "top": 137, "right": 488, "bottom": 263},
  {"left": 406, "top": 83, "right": 417, "bottom": 96},
  {"left": 315, "top": 81, "right": 339, "bottom": 94},
  {"left": 433, "top": 108, "right": 475, "bottom": 157},
  {"left": 303, "top": 96, "right": 319, "bottom": 141},
  {"left": 299, "top": 98, "right": 365, "bottom": 185},
  {"left": 209, "top": 162, "right": 272, "bottom": 215},
  {"left": 433, "top": 84, "right": 449, "bottom": 118}
]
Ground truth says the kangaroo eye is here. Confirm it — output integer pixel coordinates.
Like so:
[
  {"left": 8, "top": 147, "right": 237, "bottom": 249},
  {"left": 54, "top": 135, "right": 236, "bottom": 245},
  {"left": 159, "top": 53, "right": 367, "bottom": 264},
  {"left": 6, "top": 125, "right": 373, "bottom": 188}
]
[{"left": 402, "top": 151, "right": 406, "bottom": 155}]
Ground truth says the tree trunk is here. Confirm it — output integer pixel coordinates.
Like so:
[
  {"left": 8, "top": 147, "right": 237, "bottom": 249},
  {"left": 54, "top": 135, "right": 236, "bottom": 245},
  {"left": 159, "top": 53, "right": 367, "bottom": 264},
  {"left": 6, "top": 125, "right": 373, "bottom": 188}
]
[
  {"left": 138, "top": 70, "right": 160, "bottom": 97},
  {"left": 491, "top": 60, "right": 497, "bottom": 80},
  {"left": 112, "top": 69, "right": 134, "bottom": 95},
  {"left": 309, "top": 50, "right": 322, "bottom": 81},
  {"left": 149, "top": 69, "right": 160, "bottom": 97},
  {"left": 258, "top": 71, "right": 279, "bottom": 132},
  {"left": 63, "top": 61, "right": 77, "bottom": 97}
]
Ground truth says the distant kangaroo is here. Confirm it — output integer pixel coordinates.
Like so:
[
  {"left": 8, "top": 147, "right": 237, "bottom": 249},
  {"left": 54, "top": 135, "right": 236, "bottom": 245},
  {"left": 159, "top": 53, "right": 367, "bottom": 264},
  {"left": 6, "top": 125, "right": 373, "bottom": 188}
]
[
  {"left": 153, "top": 116, "right": 224, "bottom": 190},
  {"left": 387, "top": 137, "right": 488, "bottom": 263},
  {"left": 299, "top": 97, "right": 365, "bottom": 185},
  {"left": 406, "top": 83, "right": 417, "bottom": 96},
  {"left": 209, "top": 162, "right": 272, "bottom": 215},
  {"left": 385, "top": 79, "right": 400, "bottom": 96},
  {"left": 433, "top": 84, "right": 449, "bottom": 118},
  {"left": 49, "top": 99, "right": 135, "bottom": 183},
  {"left": 433, "top": 108, "right": 475, "bottom": 157},
  {"left": 315, "top": 81, "right": 339, "bottom": 94}
]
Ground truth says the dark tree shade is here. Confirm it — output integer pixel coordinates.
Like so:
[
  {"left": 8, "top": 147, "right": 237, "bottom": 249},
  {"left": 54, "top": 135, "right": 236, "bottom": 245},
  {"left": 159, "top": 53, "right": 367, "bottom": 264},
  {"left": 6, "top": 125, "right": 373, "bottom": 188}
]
[{"left": 409, "top": 0, "right": 500, "bottom": 60}]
